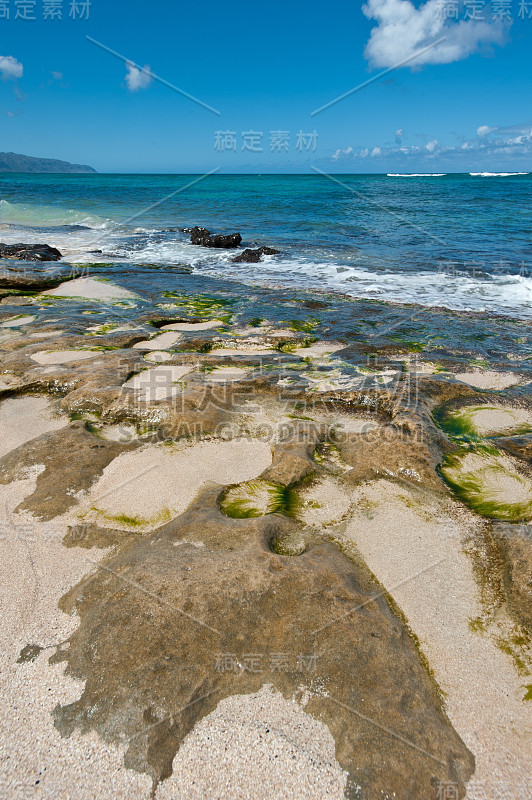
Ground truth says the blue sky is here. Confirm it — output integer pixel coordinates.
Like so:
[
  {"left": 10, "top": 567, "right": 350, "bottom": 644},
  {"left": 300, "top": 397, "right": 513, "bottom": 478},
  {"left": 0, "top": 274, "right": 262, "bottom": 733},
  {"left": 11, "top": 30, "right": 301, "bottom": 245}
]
[{"left": 1, "top": 0, "right": 531, "bottom": 172}]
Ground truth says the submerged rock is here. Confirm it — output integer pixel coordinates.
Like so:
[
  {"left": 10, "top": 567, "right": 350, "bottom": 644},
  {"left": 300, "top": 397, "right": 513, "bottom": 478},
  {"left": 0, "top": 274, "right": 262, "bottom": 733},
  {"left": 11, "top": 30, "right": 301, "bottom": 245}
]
[
  {"left": 0, "top": 243, "right": 62, "bottom": 261},
  {"left": 0, "top": 295, "right": 34, "bottom": 306},
  {"left": 232, "top": 246, "right": 280, "bottom": 263},
  {"left": 0, "top": 266, "right": 66, "bottom": 291},
  {"left": 189, "top": 227, "right": 242, "bottom": 249}
]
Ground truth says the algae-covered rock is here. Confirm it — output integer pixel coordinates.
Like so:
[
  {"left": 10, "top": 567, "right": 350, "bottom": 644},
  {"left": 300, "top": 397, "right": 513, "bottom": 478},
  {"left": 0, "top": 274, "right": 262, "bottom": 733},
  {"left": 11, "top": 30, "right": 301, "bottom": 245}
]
[
  {"left": 441, "top": 448, "right": 532, "bottom": 522},
  {"left": 437, "top": 403, "right": 532, "bottom": 441},
  {"left": 219, "top": 479, "right": 295, "bottom": 518}
]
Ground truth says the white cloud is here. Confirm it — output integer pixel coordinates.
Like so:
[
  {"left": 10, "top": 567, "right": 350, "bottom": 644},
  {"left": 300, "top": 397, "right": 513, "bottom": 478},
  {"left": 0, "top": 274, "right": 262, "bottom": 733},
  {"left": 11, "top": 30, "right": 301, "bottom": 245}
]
[
  {"left": 332, "top": 146, "right": 354, "bottom": 160},
  {"left": 125, "top": 62, "right": 153, "bottom": 91},
  {"left": 51, "top": 71, "right": 63, "bottom": 81},
  {"left": 0, "top": 55, "right": 23, "bottom": 80},
  {"left": 362, "top": 0, "right": 508, "bottom": 68},
  {"left": 333, "top": 122, "right": 532, "bottom": 165}
]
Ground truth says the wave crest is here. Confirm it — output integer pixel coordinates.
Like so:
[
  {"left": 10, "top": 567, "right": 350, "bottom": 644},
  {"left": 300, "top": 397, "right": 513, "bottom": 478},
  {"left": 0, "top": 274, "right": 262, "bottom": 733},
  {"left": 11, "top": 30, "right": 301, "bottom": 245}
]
[{"left": 0, "top": 199, "right": 111, "bottom": 229}]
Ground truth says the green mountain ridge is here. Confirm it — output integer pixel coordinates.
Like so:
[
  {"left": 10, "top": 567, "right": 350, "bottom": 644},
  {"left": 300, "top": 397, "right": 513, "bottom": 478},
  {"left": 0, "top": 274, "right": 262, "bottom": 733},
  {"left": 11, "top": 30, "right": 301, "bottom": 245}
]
[{"left": 0, "top": 152, "right": 96, "bottom": 174}]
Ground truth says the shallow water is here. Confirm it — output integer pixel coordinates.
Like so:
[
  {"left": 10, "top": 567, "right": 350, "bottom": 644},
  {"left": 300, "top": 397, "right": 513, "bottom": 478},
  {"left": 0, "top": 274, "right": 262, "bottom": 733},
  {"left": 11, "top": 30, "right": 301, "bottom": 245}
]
[{"left": 0, "top": 172, "right": 531, "bottom": 317}]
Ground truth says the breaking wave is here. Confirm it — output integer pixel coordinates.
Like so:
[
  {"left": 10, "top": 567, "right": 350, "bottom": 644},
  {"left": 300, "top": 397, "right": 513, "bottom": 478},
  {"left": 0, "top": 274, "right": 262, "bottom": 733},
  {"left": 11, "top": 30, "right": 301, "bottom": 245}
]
[
  {"left": 0, "top": 199, "right": 112, "bottom": 229},
  {"left": 469, "top": 172, "right": 529, "bottom": 177}
]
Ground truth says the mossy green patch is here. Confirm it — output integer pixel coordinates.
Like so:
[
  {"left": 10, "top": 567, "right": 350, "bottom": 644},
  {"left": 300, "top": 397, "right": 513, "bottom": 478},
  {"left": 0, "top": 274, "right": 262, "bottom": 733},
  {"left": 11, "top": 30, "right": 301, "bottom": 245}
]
[
  {"left": 440, "top": 449, "right": 532, "bottom": 522},
  {"left": 161, "top": 292, "right": 234, "bottom": 317},
  {"left": 96, "top": 508, "right": 172, "bottom": 530},
  {"left": 434, "top": 406, "right": 483, "bottom": 443},
  {"left": 496, "top": 627, "right": 531, "bottom": 676},
  {"left": 288, "top": 318, "right": 320, "bottom": 333},
  {"left": 219, "top": 479, "right": 298, "bottom": 519},
  {"left": 435, "top": 404, "right": 532, "bottom": 443},
  {"left": 86, "top": 323, "right": 120, "bottom": 336}
]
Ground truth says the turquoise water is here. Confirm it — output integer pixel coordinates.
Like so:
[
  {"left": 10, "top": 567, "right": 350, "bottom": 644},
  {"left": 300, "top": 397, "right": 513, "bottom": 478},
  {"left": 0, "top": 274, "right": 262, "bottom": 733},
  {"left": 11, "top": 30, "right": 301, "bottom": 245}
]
[{"left": 0, "top": 172, "right": 531, "bottom": 316}]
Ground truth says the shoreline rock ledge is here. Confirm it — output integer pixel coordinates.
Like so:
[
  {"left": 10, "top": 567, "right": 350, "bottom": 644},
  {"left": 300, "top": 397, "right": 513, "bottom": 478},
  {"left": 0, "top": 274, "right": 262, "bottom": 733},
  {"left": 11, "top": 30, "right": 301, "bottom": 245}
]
[{"left": 0, "top": 243, "right": 63, "bottom": 262}]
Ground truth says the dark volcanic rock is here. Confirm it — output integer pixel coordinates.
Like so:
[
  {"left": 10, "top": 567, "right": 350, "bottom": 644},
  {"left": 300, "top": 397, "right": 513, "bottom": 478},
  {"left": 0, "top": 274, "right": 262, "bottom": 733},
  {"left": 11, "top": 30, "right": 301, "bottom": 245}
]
[
  {"left": 189, "top": 227, "right": 242, "bottom": 249},
  {"left": 232, "top": 246, "right": 280, "bottom": 263},
  {"left": 189, "top": 226, "right": 211, "bottom": 244},
  {"left": 52, "top": 487, "right": 474, "bottom": 799},
  {"left": 0, "top": 243, "right": 62, "bottom": 262}
]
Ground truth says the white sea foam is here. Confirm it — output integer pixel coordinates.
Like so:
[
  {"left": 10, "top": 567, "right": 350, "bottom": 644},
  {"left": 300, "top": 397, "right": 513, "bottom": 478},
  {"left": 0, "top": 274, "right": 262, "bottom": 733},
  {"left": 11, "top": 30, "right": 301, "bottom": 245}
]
[
  {"left": 469, "top": 172, "right": 529, "bottom": 177},
  {"left": 387, "top": 173, "right": 446, "bottom": 177},
  {"left": 40, "top": 232, "right": 532, "bottom": 320},
  {"left": 2, "top": 195, "right": 530, "bottom": 320}
]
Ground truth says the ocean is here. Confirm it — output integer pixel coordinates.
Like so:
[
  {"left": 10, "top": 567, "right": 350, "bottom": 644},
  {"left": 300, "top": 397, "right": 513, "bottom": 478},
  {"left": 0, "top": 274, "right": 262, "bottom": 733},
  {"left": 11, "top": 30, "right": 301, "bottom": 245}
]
[{"left": 0, "top": 172, "right": 531, "bottom": 318}]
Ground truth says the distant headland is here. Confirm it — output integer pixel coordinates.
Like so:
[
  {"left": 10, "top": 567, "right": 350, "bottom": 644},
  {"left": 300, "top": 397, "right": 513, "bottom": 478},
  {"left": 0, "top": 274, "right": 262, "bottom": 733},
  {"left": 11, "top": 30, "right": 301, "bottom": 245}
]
[{"left": 0, "top": 152, "right": 96, "bottom": 174}]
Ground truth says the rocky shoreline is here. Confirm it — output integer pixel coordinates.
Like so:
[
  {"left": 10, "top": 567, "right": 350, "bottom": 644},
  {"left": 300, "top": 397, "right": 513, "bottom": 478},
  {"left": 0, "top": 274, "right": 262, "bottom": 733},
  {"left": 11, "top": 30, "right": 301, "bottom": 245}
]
[{"left": 0, "top": 254, "right": 531, "bottom": 800}]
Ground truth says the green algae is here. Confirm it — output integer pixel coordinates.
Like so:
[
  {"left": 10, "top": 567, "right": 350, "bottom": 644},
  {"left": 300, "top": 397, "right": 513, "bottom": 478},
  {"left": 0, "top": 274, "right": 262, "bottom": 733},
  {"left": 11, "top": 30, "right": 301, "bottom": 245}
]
[
  {"left": 288, "top": 318, "right": 320, "bottom": 333},
  {"left": 496, "top": 627, "right": 531, "bottom": 676},
  {"left": 161, "top": 292, "right": 234, "bottom": 317},
  {"left": 95, "top": 508, "right": 172, "bottom": 530},
  {"left": 440, "top": 449, "right": 532, "bottom": 522},
  {"left": 86, "top": 323, "right": 120, "bottom": 336},
  {"left": 523, "top": 684, "right": 532, "bottom": 700},
  {"left": 276, "top": 339, "right": 297, "bottom": 353},
  {"left": 434, "top": 407, "right": 483, "bottom": 444},
  {"left": 436, "top": 403, "right": 532, "bottom": 446},
  {"left": 468, "top": 357, "right": 490, "bottom": 369},
  {"left": 219, "top": 479, "right": 298, "bottom": 519},
  {"left": 313, "top": 442, "right": 351, "bottom": 473}
]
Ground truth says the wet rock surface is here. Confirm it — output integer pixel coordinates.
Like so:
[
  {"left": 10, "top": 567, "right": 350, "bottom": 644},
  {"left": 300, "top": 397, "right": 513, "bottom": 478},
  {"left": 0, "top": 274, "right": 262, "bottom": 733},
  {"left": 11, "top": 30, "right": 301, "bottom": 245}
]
[
  {"left": 189, "top": 227, "right": 242, "bottom": 249},
  {"left": 1, "top": 261, "right": 531, "bottom": 799},
  {"left": 232, "top": 246, "right": 280, "bottom": 263},
  {"left": 0, "top": 243, "right": 62, "bottom": 262},
  {"left": 493, "top": 523, "right": 532, "bottom": 631},
  {"left": 52, "top": 489, "right": 474, "bottom": 799},
  {"left": 0, "top": 264, "right": 69, "bottom": 291},
  {"left": 0, "top": 421, "right": 139, "bottom": 519}
]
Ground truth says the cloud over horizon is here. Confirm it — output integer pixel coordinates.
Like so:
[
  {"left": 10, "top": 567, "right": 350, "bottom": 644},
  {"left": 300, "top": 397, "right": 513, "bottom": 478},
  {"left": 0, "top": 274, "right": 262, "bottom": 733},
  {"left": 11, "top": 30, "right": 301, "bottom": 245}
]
[
  {"left": 0, "top": 56, "right": 23, "bottom": 80},
  {"left": 331, "top": 122, "right": 532, "bottom": 166},
  {"left": 362, "top": 0, "right": 508, "bottom": 67},
  {"left": 125, "top": 62, "right": 153, "bottom": 91}
]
